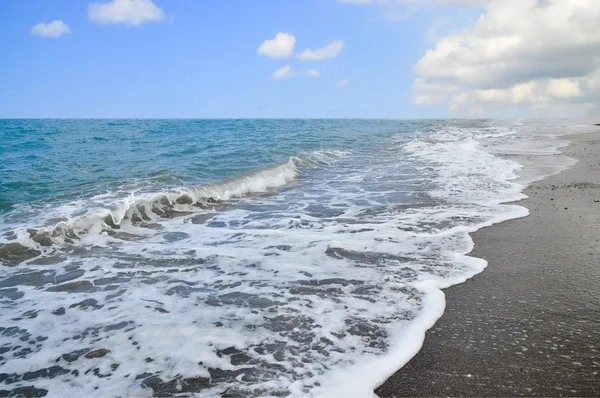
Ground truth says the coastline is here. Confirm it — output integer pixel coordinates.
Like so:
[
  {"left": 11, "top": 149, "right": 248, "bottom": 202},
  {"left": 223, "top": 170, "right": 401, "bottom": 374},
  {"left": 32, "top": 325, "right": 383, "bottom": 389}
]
[{"left": 376, "top": 130, "right": 600, "bottom": 397}]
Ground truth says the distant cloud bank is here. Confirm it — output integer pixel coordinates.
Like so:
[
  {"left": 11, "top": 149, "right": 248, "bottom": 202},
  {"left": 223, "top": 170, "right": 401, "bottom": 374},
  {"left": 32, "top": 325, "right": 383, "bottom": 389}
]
[{"left": 411, "top": 0, "right": 600, "bottom": 116}]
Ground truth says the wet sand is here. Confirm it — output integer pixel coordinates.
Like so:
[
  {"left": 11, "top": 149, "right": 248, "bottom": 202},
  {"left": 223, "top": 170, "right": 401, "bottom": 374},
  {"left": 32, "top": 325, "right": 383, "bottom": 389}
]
[{"left": 376, "top": 131, "right": 600, "bottom": 397}]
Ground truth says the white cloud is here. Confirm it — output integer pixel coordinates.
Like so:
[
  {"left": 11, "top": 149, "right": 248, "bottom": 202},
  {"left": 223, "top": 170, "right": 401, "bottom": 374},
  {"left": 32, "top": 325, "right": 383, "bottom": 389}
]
[
  {"left": 31, "top": 20, "right": 71, "bottom": 37},
  {"left": 88, "top": 0, "right": 166, "bottom": 26},
  {"left": 258, "top": 33, "right": 296, "bottom": 59},
  {"left": 272, "top": 65, "right": 320, "bottom": 80},
  {"left": 297, "top": 41, "right": 344, "bottom": 61},
  {"left": 412, "top": 0, "right": 600, "bottom": 116},
  {"left": 258, "top": 35, "right": 343, "bottom": 61},
  {"left": 472, "top": 79, "right": 585, "bottom": 107},
  {"left": 272, "top": 65, "right": 293, "bottom": 79},
  {"left": 336, "top": 79, "right": 350, "bottom": 89},
  {"left": 411, "top": 78, "right": 459, "bottom": 105},
  {"left": 547, "top": 79, "right": 583, "bottom": 99},
  {"left": 413, "top": 77, "right": 459, "bottom": 94},
  {"left": 448, "top": 92, "right": 469, "bottom": 111},
  {"left": 413, "top": 94, "right": 446, "bottom": 105}
]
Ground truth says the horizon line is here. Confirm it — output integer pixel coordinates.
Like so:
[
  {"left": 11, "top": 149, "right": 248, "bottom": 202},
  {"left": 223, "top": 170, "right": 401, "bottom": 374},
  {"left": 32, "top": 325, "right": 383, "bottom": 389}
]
[{"left": 0, "top": 117, "right": 590, "bottom": 121}]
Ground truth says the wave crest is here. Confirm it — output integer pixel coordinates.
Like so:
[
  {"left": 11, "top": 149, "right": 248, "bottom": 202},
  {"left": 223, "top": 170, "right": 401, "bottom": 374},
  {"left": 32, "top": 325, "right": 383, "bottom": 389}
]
[{"left": 10, "top": 158, "right": 299, "bottom": 249}]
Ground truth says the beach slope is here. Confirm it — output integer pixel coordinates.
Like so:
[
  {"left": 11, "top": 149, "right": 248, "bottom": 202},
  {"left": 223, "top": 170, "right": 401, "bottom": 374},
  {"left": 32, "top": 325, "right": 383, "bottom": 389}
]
[{"left": 376, "top": 131, "right": 600, "bottom": 397}]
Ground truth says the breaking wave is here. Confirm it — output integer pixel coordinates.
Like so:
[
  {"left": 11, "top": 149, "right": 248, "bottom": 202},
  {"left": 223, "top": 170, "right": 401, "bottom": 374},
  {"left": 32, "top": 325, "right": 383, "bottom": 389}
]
[{"left": 0, "top": 150, "right": 351, "bottom": 261}]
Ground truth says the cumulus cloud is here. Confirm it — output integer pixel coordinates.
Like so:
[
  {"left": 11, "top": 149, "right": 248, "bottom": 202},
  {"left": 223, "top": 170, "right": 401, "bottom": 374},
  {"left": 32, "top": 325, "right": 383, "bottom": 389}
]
[
  {"left": 472, "top": 79, "right": 584, "bottom": 107},
  {"left": 411, "top": 78, "right": 459, "bottom": 105},
  {"left": 412, "top": 0, "right": 600, "bottom": 116},
  {"left": 88, "top": 0, "right": 166, "bottom": 26},
  {"left": 297, "top": 41, "right": 344, "bottom": 61},
  {"left": 272, "top": 65, "right": 320, "bottom": 80},
  {"left": 31, "top": 20, "right": 71, "bottom": 37},
  {"left": 258, "top": 34, "right": 343, "bottom": 61},
  {"left": 258, "top": 33, "right": 296, "bottom": 59},
  {"left": 336, "top": 79, "right": 350, "bottom": 89}
]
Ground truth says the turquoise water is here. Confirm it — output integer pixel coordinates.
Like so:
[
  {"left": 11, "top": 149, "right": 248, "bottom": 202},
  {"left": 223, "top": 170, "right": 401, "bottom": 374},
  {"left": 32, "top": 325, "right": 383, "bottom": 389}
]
[
  {"left": 0, "top": 119, "right": 575, "bottom": 397},
  {"left": 1, "top": 119, "right": 424, "bottom": 214}
]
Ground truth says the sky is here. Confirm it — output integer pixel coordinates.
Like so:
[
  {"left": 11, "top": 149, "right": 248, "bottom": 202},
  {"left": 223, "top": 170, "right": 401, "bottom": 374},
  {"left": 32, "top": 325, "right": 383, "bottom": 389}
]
[{"left": 1, "top": 0, "right": 599, "bottom": 118}]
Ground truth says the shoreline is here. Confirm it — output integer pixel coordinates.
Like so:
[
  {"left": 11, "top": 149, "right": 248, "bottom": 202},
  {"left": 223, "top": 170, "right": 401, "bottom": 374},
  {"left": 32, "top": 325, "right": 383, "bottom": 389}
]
[{"left": 376, "top": 130, "right": 600, "bottom": 397}]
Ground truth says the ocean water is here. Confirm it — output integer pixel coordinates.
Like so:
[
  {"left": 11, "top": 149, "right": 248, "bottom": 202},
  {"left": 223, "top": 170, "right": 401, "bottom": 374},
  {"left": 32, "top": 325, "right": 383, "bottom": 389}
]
[{"left": 0, "top": 119, "right": 590, "bottom": 397}]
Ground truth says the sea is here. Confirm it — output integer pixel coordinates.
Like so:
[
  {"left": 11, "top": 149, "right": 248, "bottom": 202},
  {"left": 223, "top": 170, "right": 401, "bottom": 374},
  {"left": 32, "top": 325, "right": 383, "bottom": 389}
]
[{"left": 0, "top": 119, "right": 593, "bottom": 397}]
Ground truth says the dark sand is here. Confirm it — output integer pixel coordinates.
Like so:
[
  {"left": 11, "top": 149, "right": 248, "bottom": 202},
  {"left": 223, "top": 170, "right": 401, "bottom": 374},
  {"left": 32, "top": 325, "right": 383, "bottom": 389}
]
[{"left": 377, "top": 131, "right": 600, "bottom": 397}]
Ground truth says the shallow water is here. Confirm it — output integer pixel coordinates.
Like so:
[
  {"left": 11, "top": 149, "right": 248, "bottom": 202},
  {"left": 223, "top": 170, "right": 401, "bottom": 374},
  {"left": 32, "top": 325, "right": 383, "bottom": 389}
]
[{"left": 0, "top": 119, "right": 589, "bottom": 397}]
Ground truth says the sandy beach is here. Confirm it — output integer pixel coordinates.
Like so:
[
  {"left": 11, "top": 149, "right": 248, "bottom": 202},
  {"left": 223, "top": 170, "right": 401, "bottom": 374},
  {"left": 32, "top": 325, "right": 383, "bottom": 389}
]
[{"left": 376, "top": 130, "right": 600, "bottom": 396}]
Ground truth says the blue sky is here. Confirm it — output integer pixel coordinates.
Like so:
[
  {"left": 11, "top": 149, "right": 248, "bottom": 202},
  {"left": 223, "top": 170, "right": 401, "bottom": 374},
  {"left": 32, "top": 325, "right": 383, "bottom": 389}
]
[
  {"left": 3, "top": 1, "right": 597, "bottom": 118},
  {"left": 0, "top": 0, "right": 489, "bottom": 118}
]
